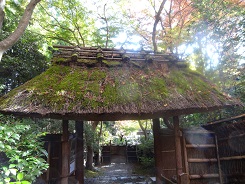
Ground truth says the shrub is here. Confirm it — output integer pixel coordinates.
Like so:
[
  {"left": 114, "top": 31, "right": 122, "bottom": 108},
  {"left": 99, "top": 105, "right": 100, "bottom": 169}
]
[
  {"left": 0, "top": 114, "right": 49, "bottom": 183},
  {"left": 137, "top": 135, "right": 154, "bottom": 169}
]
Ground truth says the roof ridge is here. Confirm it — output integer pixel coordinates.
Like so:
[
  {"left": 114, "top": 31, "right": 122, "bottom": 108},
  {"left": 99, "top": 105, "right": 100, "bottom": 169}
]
[{"left": 52, "top": 45, "right": 184, "bottom": 68}]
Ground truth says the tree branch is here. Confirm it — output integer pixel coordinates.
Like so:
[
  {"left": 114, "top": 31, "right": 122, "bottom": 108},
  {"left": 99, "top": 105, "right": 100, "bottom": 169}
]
[
  {"left": 164, "top": 117, "right": 174, "bottom": 130},
  {"left": 0, "top": 0, "right": 5, "bottom": 31},
  {"left": 152, "top": 0, "right": 167, "bottom": 52},
  {"left": 74, "top": 22, "right": 85, "bottom": 47},
  {"left": 0, "top": 0, "right": 41, "bottom": 53}
]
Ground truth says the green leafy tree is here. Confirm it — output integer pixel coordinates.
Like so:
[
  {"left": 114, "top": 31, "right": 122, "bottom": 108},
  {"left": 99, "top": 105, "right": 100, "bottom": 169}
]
[
  {"left": 34, "top": 0, "right": 95, "bottom": 46},
  {"left": 0, "top": 33, "right": 48, "bottom": 95},
  {"left": 0, "top": 0, "right": 48, "bottom": 95},
  {"left": 189, "top": 0, "right": 244, "bottom": 86},
  {"left": 0, "top": 0, "right": 41, "bottom": 61},
  {"left": 84, "top": 121, "right": 100, "bottom": 170},
  {"left": 33, "top": 0, "right": 124, "bottom": 48},
  {"left": 0, "top": 114, "right": 49, "bottom": 183}
]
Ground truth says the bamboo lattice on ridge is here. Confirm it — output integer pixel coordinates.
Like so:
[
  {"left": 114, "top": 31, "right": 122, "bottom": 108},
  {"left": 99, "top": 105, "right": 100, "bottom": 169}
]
[{"left": 52, "top": 45, "right": 182, "bottom": 67}]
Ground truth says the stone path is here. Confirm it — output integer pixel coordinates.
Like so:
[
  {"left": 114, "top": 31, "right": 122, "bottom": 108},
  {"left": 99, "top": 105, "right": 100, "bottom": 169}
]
[
  {"left": 84, "top": 156, "right": 155, "bottom": 184},
  {"left": 85, "top": 163, "right": 155, "bottom": 184}
]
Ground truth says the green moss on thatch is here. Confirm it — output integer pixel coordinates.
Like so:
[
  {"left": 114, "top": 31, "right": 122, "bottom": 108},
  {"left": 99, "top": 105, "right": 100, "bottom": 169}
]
[
  {"left": 102, "top": 60, "right": 122, "bottom": 67},
  {"left": 52, "top": 57, "right": 68, "bottom": 63},
  {"left": 0, "top": 63, "right": 231, "bottom": 115},
  {"left": 129, "top": 61, "right": 146, "bottom": 68},
  {"left": 77, "top": 59, "right": 98, "bottom": 65},
  {"left": 176, "top": 61, "right": 189, "bottom": 68}
]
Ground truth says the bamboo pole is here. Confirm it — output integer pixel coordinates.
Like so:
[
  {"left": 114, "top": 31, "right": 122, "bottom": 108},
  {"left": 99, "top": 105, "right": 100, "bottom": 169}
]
[
  {"left": 215, "top": 135, "right": 223, "bottom": 184},
  {"left": 52, "top": 45, "right": 177, "bottom": 58},
  {"left": 190, "top": 174, "right": 220, "bottom": 179},
  {"left": 186, "top": 144, "right": 216, "bottom": 148},
  {"left": 206, "top": 114, "right": 245, "bottom": 126},
  {"left": 187, "top": 158, "right": 218, "bottom": 162},
  {"left": 220, "top": 155, "right": 245, "bottom": 160},
  {"left": 61, "top": 120, "right": 70, "bottom": 184},
  {"left": 182, "top": 136, "right": 189, "bottom": 176}
]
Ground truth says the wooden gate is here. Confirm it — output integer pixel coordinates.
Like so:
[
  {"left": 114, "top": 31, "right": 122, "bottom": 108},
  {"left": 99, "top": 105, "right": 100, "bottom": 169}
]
[
  {"left": 158, "top": 129, "right": 178, "bottom": 182},
  {"left": 157, "top": 128, "right": 223, "bottom": 184},
  {"left": 42, "top": 134, "right": 76, "bottom": 183},
  {"left": 183, "top": 129, "right": 222, "bottom": 184}
]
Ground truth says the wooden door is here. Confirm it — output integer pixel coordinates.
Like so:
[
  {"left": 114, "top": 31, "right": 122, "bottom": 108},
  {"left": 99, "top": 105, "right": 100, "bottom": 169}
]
[{"left": 158, "top": 129, "right": 177, "bottom": 182}]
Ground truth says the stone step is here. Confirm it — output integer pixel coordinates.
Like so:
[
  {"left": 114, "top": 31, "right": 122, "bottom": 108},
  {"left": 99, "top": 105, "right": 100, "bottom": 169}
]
[{"left": 85, "top": 175, "right": 155, "bottom": 184}]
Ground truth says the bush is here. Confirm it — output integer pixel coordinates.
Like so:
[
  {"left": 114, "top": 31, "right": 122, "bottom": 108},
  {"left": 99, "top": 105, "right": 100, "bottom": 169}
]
[
  {"left": 137, "top": 136, "right": 154, "bottom": 169},
  {"left": 0, "top": 115, "right": 49, "bottom": 183}
]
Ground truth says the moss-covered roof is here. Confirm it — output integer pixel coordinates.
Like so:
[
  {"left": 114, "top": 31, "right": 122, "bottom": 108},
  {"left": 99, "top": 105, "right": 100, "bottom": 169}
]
[{"left": 0, "top": 46, "right": 240, "bottom": 121}]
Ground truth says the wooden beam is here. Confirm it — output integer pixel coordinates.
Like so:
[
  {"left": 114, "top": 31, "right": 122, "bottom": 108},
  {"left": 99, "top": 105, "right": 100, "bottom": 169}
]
[
  {"left": 205, "top": 114, "right": 245, "bottom": 126},
  {"left": 61, "top": 120, "right": 69, "bottom": 184},
  {"left": 153, "top": 118, "right": 161, "bottom": 184},
  {"left": 186, "top": 144, "right": 216, "bottom": 148},
  {"left": 190, "top": 174, "right": 219, "bottom": 179},
  {"left": 188, "top": 158, "right": 218, "bottom": 162},
  {"left": 220, "top": 155, "right": 245, "bottom": 161},
  {"left": 182, "top": 136, "right": 189, "bottom": 178},
  {"left": 173, "top": 116, "right": 183, "bottom": 182},
  {"left": 75, "top": 121, "right": 84, "bottom": 184}
]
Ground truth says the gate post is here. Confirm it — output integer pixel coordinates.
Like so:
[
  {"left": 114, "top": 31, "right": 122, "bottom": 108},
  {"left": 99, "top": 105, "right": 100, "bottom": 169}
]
[
  {"left": 75, "top": 121, "right": 84, "bottom": 184},
  {"left": 173, "top": 116, "right": 183, "bottom": 183},
  {"left": 153, "top": 118, "right": 161, "bottom": 184},
  {"left": 61, "top": 120, "right": 70, "bottom": 184}
]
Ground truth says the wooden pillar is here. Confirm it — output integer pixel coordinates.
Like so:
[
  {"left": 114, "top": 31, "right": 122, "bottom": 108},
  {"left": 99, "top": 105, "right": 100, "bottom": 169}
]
[
  {"left": 75, "top": 121, "right": 84, "bottom": 184},
  {"left": 173, "top": 116, "right": 183, "bottom": 183},
  {"left": 153, "top": 118, "right": 161, "bottom": 184},
  {"left": 61, "top": 120, "right": 70, "bottom": 184}
]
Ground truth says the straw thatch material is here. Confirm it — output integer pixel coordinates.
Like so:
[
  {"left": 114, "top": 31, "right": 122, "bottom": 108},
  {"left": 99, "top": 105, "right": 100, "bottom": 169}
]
[{"left": 0, "top": 46, "right": 240, "bottom": 121}]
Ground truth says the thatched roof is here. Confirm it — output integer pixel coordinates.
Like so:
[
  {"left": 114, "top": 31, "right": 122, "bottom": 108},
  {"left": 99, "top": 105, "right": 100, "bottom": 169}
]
[
  {"left": 0, "top": 46, "right": 240, "bottom": 121},
  {"left": 203, "top": 114, "right": 245, "bottom": 139}
]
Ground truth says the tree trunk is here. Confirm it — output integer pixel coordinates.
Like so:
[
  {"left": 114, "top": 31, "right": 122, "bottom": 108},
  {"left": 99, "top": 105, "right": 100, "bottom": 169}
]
[
  {"left": 0, "top": 0, "right": 5, "bottom": 31},
  {"left": 138, "top": 120, "right": 148, "bottom": 140},
  {"left": 0, "top": 0, "right": 41, "bottom": 61},
  {"left": 86, "top": 145, "right": 94, "bottom": 170},
  {"left": 152, "top": 0, "right": 167, "bottom": 52},
  {"left": 96, "top": 121, "right": 103, "bottom": 166},
  {"left": 85, "top": 121, "right": 99, "bottom": 170},
  {"left": 75, "top": 121, "right": 84, "bottom": 184}
]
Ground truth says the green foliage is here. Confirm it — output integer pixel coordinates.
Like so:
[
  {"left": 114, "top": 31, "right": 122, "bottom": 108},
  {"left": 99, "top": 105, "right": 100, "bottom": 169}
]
[
  {"left": 189, "top": 0, "right": 244, "bottom": 90},
  {"left": 0, "top": 115, "right": 49, "bottom": 183},
  {"left": 137, "top": 135, "right": 154, "bottom": 169},
  {"left": 230, "top": 68, "right": 245, "bottom": 103},
  {"left": 0, "top": 0, "right": 48, "bottom": 96},
  {"left": 84, "top": 122, "right": 100, "bottom": 151},
  {"left": 0, "top": 34, "right": 48, "bottom": 95},
  {"left": 84, "top": 169, "right": 101, "bottom": 178},
  {"left": 181, "top": 105, "right": 245, "bottom": 127}
]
